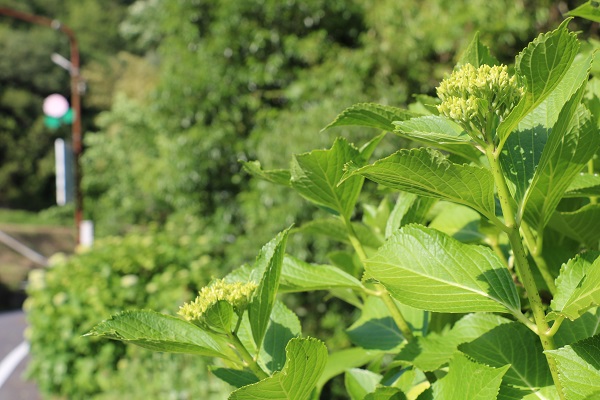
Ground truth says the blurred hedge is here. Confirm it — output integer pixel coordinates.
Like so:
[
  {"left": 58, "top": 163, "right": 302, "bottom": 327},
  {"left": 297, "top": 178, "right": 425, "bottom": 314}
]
[{"left": 24, "top": 226, "right": 229, "bottom": 399}]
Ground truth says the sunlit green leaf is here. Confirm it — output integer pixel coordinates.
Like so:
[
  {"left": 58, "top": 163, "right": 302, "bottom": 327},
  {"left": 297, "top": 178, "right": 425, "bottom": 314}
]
[
  {"left": 345, "top": 368, "right": 382, "bottom": 400},
  {"left": 428, "top": 202, "right": 484, "bottom": 243},
  {"left": 345, "top": 148, "right": 496, "bottom": 220},
  {"left": 203, "top": 300, "right": 234, "bottom": 333},
  {"left": 279, "top": 255, "right": 364, "bottom": 293},
  {"left": 568, "top": 1, "right": 600, "bottom": 22},
  {"left": 364, "top": 386, "right": 406, "bottom": 400},
  {"left": 554, "top": 308, "right": 600, "bottom": 347},
  {"left": 432, "top": 353, "right": 509, "bottom": 400},
  {"left": 497, "top": 19, "right": 579, "bottom": 148},
  {"left": 241, "top": 160, "right": 291, "bottom": 186},
  {"left": 316, "top": 348, "right": 382, "bottom": 393},
  {"left": 548, "top": 252, "right": 600, "bottom": 321},
  {"left": 295, "top": 219, "right": 383, "bottom": 249},
  {"left": 520, "top": 59, "right": 598, "bottom": 229},
  {"left": 457, "top": 32, "right": 500, "bottom": 67},
  {"left": 86, "top": 310, "right": 235, "bottom": 359},
  {"left": 392, "top": 116, "right": 481, "bottom": 162},
  {"left": 366, "top": 225, "right": 520, "bottom": 313},
  {"left": 229, "top": 337, "right": 328, "bottom": 400},
  {"left": 291, "top": 137, "right": 364, "bottom": 219},
  {"left": 500, "top": 52, "right": 595, "bottom": 230},
  {"left": 324, "top": 103, "right": 420, "bottom": 132},
  {"left": 546, "top": 334, "right": 600, "bottom": 400},
  {"left": 395, "top": 313, "right": 510, "bottom": 371},
  {"left": 385, "top": 193, "right": 437, "bottom": 238},
  {"left": 249, "top": 229, "right": 290, "bottom": 350}
]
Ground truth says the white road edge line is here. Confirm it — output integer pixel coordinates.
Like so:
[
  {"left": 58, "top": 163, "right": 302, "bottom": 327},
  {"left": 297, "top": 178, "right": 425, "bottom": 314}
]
[{"left": 0, "top": 341, "right": 29, "bottom": 389}]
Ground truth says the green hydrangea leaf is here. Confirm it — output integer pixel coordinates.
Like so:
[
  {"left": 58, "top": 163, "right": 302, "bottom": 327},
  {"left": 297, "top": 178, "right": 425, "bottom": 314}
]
[
  {"left": 548, "top": 204, "right": 600, "bottom": 248},
  {"left": 459, "top": 322, "right": 554, "bottom": 394},
  {"left": 366, "top": 225, "right": 520, "bottom": 313},
  {"left": 554, "top": 308, "right": 600, "bottom": 347},
  {"left": 392, "top": 116, "right": 481, "bottom": 162},
  {"left": 291, "top": 137, "right": 364, "bottom": 219},
  {"left": 259, "top": 301, "right": 301, "bottom": 373},
  {"left": 229, "top": 337, "right": 328, "bottom": 400},
  {"left": 241, "top": 160, "right": 291, "bottom": 186},
  {"left": 344, "top": 148, "right": 496, "bottom": 221},
  {"left": 345, "top": 368, "right": 382, "bottom": 400},
  {"left": 324, "top": 103, "right": 420, "bottom": 132},
  {"left": 86, "top": 310, "right": 235, "bottom": 360},
  {"left": 457, "top": 32, "right": 500, "bottom": 68},
  {"left": 279, "top": 255, "right": 364, "bottom": 293},
  {"left": 497, "top": 19, "right": 579, "bottom": 149},
  {"left": 210, "top": 367, "right": 259, "bottom": 388},
  {"left": 546, "top": 334, "right": 600, "bottom": 400},
  {"left": 346, "top": 297, "right": 406, "bottom": 351},
  {"left": 248, "top": 228, "right": 290, "bottom": 351},
  {"left": 432, "top": 353, "right": 509, "bottom": 399},
  {"left": 394, "top": 313, "right": 510, "bottom": 371},
  {"left": 316, "top": 348, "right": 382, "bottom": 394},
  {"left": 564, "top": 173, "right": 600, "bottom": 198},
  {"left": 428, "top": 202, "right": 485, "bottom": 243},
  {"left": 548, "top": 252, "right": 600, "bottom": 321},
  {"left": 364, "top": 386, "right": 406, "bottom": 400},
  {"left": 295, "top": 218, "right": 383, "bottom": 249},
  {"left": 203, "top": 300, "right": 234, "bottom": 333},
  {"left": 385, "top": 193, "right": 436, "bottom": 238},
  {"left": 500, "top": 52, "right": 594, "bottom": 231},
  {"left": 568, "top": 1, "right": 600, "bottom": 22},
  {"left": 520, "top": 55, "right": 597, "bottom": 229}
]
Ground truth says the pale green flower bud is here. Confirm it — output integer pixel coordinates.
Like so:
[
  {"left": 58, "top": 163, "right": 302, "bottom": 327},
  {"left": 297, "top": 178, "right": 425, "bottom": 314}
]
[
  {"left": 178, "top": 279, "right": 257, "bottom": 325},
  {"left": 437, "top": 63, "right": 524, "bottom": 141}
]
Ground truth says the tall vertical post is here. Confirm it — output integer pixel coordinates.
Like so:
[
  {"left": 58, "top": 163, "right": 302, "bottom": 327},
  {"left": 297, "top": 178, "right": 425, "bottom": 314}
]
[{"left": 0, "top": 7, "right": 84, "bottom": 244}]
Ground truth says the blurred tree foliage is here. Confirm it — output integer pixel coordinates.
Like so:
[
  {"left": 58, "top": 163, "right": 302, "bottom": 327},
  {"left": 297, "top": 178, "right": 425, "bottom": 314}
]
[
  {"left": 82, "top": 0, "right": 557, "bottom": 254},
  {"left": 0, "top": 0, "right": 134, "bottom": 209}
]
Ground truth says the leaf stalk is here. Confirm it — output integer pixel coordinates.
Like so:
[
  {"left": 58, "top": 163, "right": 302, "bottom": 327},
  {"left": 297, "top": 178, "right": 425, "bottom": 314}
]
[
  {"left": 228, "top": 332, "right": 270, "bottom": 380},
  {"left": 342, "top": 216, "right": 414, "bottom": 341}
]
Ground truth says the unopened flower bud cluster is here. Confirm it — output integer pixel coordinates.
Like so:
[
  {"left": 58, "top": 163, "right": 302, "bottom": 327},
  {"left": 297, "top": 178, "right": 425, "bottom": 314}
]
[
  {"left": 178, "top": 279, "right": 257, "bottom": 323},
  {"left": 437, "top": 64, "right": 524, "bottom": 138}
]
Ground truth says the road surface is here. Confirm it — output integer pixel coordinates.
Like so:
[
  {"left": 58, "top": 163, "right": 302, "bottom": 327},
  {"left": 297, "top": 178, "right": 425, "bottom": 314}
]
[{"left": 0, "top": 310, "right": 41, "bottom": 399}]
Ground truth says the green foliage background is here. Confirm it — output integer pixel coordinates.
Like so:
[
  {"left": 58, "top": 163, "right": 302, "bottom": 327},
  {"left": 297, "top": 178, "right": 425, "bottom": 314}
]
[{"left": 24, "top": 224, "right": 230, "bottom": 399}]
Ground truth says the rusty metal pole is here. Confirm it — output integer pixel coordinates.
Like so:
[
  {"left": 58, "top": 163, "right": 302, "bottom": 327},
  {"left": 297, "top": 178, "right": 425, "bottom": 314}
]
[{"left": 0, "top": 7, "right": 83, "bottom": 244}]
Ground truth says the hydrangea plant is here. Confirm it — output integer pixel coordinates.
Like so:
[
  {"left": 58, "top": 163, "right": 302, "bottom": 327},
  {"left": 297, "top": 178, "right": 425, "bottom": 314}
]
[{"left": 89, "top": 18, "right": 600, "bottom": 399}]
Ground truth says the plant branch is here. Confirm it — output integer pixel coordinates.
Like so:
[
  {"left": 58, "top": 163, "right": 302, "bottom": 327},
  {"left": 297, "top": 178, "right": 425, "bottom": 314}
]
[
  {"left": 485, "top": 145, "right": 565, "bottom": 399},
  {"left": 521, "top": 224, "right": 557, "bottom": 295},
  {"left": 589, "top": 159, "right": 597, "bottom": 204}
]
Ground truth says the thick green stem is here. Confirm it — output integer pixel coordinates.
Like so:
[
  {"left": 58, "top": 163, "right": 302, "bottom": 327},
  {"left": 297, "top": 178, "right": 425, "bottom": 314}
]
[
  {"left": 228, "top": 332, "right": 269, "bottom": 380},
  {"left": 522, "top": 224, "right": 557, "bottom": 295},
  {"left": 589, "top": 159, "right": 597, "bottom": 205},
  {"left": 342, "top": 216, "right": 414, "bottom": 341},
  {"left": 486, "top": 146, "right": 565, "bottom": 399}
]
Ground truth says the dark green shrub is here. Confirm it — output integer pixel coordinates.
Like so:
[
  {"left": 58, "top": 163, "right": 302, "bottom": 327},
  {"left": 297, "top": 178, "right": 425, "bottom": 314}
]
[{"left": 24, "top": 225, "right": 229, "bottom": 399}]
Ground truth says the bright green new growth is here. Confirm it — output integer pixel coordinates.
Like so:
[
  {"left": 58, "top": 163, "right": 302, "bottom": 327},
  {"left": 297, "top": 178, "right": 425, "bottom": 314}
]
[
  {"left": 178, "top": 279, "right": 257, "bottom": 323},
  {"left": 437, "top": 64, "right": 524, "bottom": 141}
]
